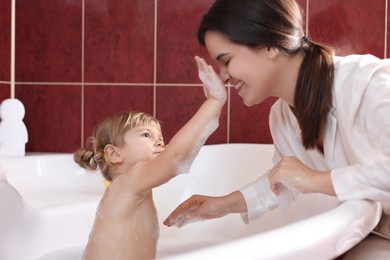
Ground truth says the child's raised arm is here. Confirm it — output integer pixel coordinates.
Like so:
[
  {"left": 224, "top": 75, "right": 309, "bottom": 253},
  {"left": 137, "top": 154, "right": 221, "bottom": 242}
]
[{"left": 132, "top": 56, "right": 226, "bottom": 192}]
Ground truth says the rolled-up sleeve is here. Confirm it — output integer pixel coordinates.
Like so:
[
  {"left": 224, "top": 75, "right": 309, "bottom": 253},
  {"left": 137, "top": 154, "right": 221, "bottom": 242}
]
[{"left": 239, "top": 171, "right": 279, "bottom": 224}]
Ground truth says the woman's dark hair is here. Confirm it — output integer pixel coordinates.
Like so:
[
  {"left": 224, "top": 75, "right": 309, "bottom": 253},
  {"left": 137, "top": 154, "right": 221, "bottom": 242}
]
[{"left": 198, "top": 0, "right": 334, "bottom": 150}]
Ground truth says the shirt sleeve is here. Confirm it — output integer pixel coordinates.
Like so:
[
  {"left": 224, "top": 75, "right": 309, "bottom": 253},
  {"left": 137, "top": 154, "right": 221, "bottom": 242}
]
[
  {"left": 238, "top": 171, "right": 279, "bottom": 224},
  {"left": 238, "top": 101, "right": 297, "bottom": 224}
]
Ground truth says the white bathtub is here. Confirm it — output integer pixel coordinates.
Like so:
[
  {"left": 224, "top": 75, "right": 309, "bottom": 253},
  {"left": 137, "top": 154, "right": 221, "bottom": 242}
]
[{"left": 0, "top": 144, "right": 381, "bottom": 260}]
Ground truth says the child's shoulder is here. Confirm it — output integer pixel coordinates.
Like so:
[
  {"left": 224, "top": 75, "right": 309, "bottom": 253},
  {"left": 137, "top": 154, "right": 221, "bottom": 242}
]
[{"left": 110, "top": 162, "right": 152, "bottom": 192}]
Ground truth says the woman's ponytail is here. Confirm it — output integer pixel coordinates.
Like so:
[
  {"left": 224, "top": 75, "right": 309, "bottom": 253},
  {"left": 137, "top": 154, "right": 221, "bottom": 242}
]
[{"left": 294, "top": 37, "right": 334, "bottom": 149}]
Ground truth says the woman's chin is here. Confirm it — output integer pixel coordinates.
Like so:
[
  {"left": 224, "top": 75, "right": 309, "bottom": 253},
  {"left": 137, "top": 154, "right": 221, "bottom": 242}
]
[
  {"left": 241, "top": 96, "right": 264, "bottom": 107},
  {"left": 242, "top": 99, "right": 254, "bottom": 107}
]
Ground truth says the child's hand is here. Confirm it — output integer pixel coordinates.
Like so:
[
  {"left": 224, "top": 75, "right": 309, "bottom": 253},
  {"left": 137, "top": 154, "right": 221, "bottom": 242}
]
[{"left": 195, "top": 56, "right": 227, "bottom": 104}]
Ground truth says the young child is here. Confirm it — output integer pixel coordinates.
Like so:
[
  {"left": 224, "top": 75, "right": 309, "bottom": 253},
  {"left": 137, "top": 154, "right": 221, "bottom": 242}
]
[{"left": 73, "top": 56, "right": 226, "bottom": 260}]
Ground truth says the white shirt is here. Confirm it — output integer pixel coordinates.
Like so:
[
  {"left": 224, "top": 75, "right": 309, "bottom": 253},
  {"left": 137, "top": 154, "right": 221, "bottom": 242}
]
[{"left": 240, "top": 55, "right": 390, "bottom": 223}]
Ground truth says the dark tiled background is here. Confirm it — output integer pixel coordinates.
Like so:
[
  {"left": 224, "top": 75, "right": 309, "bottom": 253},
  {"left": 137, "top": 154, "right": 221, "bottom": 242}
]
[{"left": 0, "top": 0, "right": 388, "bottom": 153}]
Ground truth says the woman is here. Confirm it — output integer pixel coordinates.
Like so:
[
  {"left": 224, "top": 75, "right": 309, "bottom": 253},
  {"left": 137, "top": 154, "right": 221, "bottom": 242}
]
[{"left": 164, "top": 0, "right": 390, "bottom": 257}]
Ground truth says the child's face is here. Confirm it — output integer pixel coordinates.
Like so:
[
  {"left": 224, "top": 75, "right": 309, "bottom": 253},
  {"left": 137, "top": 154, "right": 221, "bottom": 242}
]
[{"left": 119, "top": 122, "right": 164, "bottom": 166}]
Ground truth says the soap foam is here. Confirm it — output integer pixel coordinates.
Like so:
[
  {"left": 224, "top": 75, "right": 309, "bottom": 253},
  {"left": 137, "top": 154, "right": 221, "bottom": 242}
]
[
  {"left": 175, "top": 118, "right": 219, "bottom": 174},
  {"left": 277, "top": 184, "right": 298, "bottom": 212},
  {"left": 197, "top": 57, "right": 227, "bottom": 103}
]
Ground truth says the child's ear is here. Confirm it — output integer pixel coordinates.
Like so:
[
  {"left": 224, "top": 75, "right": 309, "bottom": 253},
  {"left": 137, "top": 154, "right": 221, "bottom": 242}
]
[{"left": 104, "top": 144, "right": 123, "bottom": 164}]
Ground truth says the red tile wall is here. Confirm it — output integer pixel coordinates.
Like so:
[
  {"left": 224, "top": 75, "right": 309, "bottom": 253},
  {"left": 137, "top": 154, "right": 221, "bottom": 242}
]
[{"left": 0, "top": 0, "right": 388, "bottom": 153}]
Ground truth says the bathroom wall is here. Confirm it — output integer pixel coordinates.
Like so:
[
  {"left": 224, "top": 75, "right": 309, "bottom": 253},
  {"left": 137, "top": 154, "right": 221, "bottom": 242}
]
[{"left": 0, "top": 0, "right": 388, "bottom": 153}]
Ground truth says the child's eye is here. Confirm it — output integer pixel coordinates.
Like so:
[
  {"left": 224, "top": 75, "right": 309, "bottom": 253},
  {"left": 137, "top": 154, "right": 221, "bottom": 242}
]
[
  {"left": 223, "top": 59, "right": 230, "bottom": 66},
  {"left": 142, "top": 132, "right": 151, "bottom": 138}
]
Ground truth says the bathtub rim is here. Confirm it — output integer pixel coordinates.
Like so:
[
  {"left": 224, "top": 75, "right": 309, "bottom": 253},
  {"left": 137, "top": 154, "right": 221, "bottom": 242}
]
[
  {"left": 160, "top": 199, "right": 382, "bottom": 260},
  {"left": 0, "top": 152, "right": 105, "bottom": 210}
]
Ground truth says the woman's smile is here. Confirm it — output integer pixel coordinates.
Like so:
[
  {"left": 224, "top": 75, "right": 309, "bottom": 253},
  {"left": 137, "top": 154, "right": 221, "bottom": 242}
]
[{"left": 234, "top": 80, "right": 244, "bottom": 90}]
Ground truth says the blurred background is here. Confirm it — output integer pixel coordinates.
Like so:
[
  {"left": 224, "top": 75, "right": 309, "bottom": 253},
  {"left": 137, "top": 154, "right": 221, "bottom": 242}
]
[{"left": 0, "top": 0, "right": 388, "bottom": 153}]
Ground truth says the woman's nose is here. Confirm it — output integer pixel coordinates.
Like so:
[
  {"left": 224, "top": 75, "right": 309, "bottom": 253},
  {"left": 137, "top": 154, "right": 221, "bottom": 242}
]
[{"left": 219, "top": 67, "right": 230, "bottom": 84}]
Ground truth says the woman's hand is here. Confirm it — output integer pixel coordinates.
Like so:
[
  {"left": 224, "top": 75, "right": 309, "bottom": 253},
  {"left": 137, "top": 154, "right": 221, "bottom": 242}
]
[
  {"left": 163, "top": 191, "right": 246, "bottom": 227},
  {"left": 269, "top": 156, "right": 335, "bottom": 196},
  {"left": 195, "top": 56, "right": 227, "bottom": 104}
]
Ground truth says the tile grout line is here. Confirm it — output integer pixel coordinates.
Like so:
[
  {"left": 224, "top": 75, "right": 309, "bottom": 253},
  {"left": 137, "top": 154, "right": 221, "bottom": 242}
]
[
  {"left": 227, "top": 82, "right": 231, "bottom": 143},
  {"left": 81, "top": 0, "right": 85, "bottom": 147},
  {"left": 10, "top": 82, "right": 205, "bottom": 87},
  {"left": 153, "top": 0, "right": 158, "bottom": 117},
  {"left": 385, "top": 0, "right": 388, "bottom": 58},
  {"left": 306, "top": 0, "right": 309, "bottom": 36},
  {"left": 10, "top": 0, "right": 15, "bottom": 99}
]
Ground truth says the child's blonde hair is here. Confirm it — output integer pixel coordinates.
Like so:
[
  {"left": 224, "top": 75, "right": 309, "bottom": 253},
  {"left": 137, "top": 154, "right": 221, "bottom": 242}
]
[{"left": 74, "top": 111, "right": 161, "bottom": 181}]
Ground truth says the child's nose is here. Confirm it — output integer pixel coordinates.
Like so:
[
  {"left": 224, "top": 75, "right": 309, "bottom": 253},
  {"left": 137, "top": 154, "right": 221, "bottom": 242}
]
[{"left": 155, "top": 140, "right": 165, "bottom": 148}]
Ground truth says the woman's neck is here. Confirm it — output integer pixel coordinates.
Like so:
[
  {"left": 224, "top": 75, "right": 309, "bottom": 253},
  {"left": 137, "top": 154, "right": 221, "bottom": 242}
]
[{"left": 273, "top": 52, "right": 304, "bottom": 107}]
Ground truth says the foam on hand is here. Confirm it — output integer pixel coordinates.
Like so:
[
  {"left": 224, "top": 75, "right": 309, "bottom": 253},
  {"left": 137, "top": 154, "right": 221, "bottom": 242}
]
[{"left": 196, "top": 56, "right": 227, "bottom": 104}]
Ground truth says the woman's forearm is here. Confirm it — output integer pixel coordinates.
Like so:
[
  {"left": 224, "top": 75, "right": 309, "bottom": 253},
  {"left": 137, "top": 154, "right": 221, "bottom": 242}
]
[
  {"left": 223, "top": 190, "right": 248, "bottom": 214},
  {"left": 313, "top": 170, "right": 336, "bottom": 196}
]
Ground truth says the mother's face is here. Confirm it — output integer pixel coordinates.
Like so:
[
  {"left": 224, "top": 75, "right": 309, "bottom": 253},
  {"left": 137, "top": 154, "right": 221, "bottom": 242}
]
[{"left": 204, "top": 31, "right": 280, "bottom": 106}]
